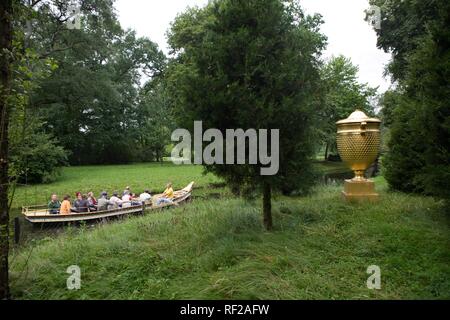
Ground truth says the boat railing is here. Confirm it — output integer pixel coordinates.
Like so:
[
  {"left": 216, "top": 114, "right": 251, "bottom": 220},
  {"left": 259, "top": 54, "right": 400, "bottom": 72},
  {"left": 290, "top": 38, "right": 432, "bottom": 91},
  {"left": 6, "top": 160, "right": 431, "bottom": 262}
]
[
  {"left": 22, "top": 202, "right": 147, "bottom": 216},
  {"left": 22, "top": 204, "right": 50, "bottom": 216}
]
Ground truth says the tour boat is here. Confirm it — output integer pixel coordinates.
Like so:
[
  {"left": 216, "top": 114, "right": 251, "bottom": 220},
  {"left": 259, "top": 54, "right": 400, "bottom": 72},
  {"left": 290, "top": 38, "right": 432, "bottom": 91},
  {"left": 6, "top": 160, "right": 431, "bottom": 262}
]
[{"left": 22, "top": 182, "right": 194, "bottom": 224}]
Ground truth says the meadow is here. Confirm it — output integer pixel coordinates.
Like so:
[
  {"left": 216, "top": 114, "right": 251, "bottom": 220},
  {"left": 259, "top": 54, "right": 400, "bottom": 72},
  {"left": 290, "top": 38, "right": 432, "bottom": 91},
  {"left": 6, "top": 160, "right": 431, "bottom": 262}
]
[{"left": 8, "top": 163, "right": 450, "bottom": 299}]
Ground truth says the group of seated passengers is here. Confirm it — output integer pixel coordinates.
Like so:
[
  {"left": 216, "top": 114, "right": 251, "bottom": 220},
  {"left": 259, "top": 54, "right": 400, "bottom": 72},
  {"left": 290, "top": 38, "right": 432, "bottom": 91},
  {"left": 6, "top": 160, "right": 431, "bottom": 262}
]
[
  {"left": 47, "top": 183, "right": 176, "bottom": 215},
  {"left": 47, "top": 186, "right": 156, "bottom": 215}
]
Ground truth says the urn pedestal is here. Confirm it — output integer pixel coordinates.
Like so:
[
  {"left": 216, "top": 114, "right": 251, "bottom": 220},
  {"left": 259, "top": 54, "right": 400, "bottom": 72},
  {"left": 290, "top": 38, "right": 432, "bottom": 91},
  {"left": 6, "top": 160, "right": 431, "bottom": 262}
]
[
  {"left": 342, "top": 179, "right": 379, "bottom": 202},
  {"left": 336, "top": 110, "right": 381, "bottom": 203}
]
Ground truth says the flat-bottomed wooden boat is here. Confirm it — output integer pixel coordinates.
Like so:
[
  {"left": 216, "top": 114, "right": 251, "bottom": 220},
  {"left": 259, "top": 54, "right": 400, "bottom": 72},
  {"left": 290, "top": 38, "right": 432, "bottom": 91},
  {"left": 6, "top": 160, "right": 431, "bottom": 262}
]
[{"left": 22, "top": 182, "right": 194, "bottom": 224}]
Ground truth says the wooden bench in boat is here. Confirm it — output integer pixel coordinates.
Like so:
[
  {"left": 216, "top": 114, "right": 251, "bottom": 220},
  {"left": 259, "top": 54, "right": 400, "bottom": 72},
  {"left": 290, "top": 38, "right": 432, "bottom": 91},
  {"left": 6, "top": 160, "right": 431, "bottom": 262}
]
[{"left": 22, "top": 182, "right": 194, "bottom": 223}]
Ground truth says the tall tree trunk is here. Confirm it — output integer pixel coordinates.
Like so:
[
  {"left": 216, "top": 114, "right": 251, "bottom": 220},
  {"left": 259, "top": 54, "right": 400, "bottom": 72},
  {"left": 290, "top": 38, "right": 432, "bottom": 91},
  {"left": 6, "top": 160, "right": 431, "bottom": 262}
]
[
  {"left": 0, "top": 0, "right": 12, "bottom": 300},
  {"left": 324, "top": 142, "right": 329, "bottom": 161},
  {"left": 263, "top": 183, "right": 272, "bottom": 231}
]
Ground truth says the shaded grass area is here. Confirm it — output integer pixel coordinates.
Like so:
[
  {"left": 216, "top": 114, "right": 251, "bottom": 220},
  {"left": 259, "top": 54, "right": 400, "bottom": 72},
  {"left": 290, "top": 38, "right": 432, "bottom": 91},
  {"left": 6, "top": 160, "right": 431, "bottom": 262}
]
[
  {"left": 10, "top": 181, "right": 450, "bottom": 299},
  {"left": 312, "top": 160, "right": 349, "bottom": 174}
]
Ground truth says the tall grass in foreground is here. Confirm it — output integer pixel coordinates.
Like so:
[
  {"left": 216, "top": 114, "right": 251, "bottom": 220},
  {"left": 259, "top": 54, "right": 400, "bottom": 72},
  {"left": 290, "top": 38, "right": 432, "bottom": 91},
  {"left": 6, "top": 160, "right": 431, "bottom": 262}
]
[{"left": 9, "top": 182, "right": 450, "bottom": 299}]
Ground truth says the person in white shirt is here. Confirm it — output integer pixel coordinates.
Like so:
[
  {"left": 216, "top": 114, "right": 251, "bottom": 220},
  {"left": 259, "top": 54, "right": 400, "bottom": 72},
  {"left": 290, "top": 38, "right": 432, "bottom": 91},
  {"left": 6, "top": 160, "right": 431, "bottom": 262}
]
[
  {"left": 121, "top": 191, "right": 132, "bottom": 208},
  {"left": 139, "top": 190, "right": 152, "bottom": 202},
  {"left": 108, "top": 192, "right": 122, "bottom": 210}
]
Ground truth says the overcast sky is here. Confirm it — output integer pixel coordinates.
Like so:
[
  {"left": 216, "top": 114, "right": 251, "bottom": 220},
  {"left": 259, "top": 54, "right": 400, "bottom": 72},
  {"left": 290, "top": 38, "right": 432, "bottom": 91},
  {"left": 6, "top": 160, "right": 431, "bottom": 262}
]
[{"left": 115, "top": 0, "right": 392, "bottom": 93}]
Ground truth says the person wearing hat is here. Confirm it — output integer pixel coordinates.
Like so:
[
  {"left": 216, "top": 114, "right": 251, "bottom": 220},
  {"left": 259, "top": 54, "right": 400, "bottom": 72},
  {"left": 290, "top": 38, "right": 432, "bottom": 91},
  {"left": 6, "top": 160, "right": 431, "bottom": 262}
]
[{"left": 97, "top": 191, "right": 112, "bottom": 211}]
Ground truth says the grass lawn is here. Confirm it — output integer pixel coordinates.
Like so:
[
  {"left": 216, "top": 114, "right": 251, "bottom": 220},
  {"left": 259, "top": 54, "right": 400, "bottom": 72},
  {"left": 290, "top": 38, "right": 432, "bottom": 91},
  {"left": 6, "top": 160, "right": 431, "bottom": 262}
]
[{"left": 8, "top": 163, "right": 450, "bottom": 299}]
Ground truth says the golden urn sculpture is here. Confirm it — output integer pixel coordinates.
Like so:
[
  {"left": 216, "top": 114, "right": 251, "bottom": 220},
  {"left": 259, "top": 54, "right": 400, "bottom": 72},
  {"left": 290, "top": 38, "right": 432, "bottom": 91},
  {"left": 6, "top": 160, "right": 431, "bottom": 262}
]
[{"left": 336, "top": 110, "right": 381, "bottom": 202}]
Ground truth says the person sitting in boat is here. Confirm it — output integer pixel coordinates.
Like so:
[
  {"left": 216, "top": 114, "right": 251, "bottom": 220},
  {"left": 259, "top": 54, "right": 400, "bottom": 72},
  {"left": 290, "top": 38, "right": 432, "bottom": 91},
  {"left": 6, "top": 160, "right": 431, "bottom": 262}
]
[
  {"left": 108, "top": 192, "right": 122, "bottom": 210},
  {"left": 97, "top": 191, "right": 112, "bottom": 211},
  {"left": 121, "top": 191, "right": 132, "bottom": 208},
  {"left": 48, "top": 194, "right": 61, "bottom": 214},
  {"left": 72, "top": 193, "right": 82, "bottom": 212},
  {"left": 131, "top": 193, "right": 141, "bottom": 206},
  {"left": 156, "top": 183, "right": 175, "bottom": 206},
  {"left": 123, "top": 186, "right": 131, "bottom": 196},
  {"left": 60, "top": 195, "right": 72, "bottom": 215},
  {"left": 73, "top": 194, "right": 90, "bottom": 213},
  {"left": 87, "top": 192, "right": 97, "bottom": 211},
  {"left": 139, "top": 190, "right": 152, "bottom": 202}
]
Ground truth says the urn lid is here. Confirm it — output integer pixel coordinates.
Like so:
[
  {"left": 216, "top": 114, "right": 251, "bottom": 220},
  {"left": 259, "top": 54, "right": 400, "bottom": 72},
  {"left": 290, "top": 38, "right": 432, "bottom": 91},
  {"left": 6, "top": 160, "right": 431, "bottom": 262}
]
[{"left": 336, "top": 109, "right": 381, "bottom": 125}]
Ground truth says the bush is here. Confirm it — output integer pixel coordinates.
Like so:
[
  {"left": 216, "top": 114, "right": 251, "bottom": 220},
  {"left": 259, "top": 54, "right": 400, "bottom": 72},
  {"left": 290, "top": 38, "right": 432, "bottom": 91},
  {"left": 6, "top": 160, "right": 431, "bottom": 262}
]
[{"left": 9, "top": 117, "right": 68, "bottom": 184}]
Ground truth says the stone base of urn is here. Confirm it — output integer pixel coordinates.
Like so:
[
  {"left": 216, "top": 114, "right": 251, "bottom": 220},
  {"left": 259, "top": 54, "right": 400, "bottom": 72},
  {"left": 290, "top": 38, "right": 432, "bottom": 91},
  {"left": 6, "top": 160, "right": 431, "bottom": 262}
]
[{"left": 342, "top": 179, "right": 379, "bottom": 202}]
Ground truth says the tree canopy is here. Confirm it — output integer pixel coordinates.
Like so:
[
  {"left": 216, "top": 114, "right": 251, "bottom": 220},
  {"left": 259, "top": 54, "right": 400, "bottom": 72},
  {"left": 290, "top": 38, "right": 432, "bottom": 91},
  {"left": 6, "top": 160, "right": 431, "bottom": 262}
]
[
  {"left": 167, "top": 0, "right": 327, "bottom": 229},
  {"left": 8, "top": 0, "right": 171, "bottom": 181},
  {"left": 318, "top": 55, "right": 376, "bottom": 159},
  {"left": 370, "top": 0, "right": 450, "bottom": 199}
]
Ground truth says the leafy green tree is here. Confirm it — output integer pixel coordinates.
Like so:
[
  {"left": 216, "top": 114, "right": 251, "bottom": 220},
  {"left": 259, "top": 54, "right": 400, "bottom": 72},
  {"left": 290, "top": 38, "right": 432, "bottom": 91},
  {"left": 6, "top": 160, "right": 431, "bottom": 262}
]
[
  {"left": 8, "top": 36, "right": 68, "bottom": 184},
  {"left": 9, "top": 114, "right": 68, "bottom": 184},
  {"left": 319, "top": 55, "right": 376, "bottom": 159},
  {"left": 167, "top": 0, "right": 326, "bottom": 229},
  {"left": 27, "top": 1, "right": 166, "bottom": 164},
  {"left": 378, "top": 89, "right": 402, "bottom": 127},
  {"left": 369, "top": 0, "right": 450, "bottom": 199},
  {"left": 368, "top": 0, "right": 446, "bottom": 82},
  {"left": 135, "top": 81, "right": 174, "bottom": 162}
]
